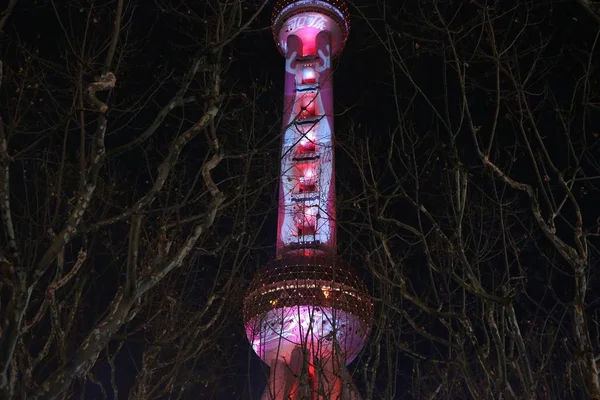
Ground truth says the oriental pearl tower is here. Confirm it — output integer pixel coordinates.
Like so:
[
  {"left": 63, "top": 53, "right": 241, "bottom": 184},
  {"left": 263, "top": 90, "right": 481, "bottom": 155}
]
[{"left": 243, "top": 1, "right": 373, "bottom": 399}]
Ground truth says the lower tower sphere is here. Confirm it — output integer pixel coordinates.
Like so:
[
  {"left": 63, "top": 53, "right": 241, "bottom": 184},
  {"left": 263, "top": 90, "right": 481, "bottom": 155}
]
[{"left": 244, "top": 252, "right": 373, "bottom": 399}]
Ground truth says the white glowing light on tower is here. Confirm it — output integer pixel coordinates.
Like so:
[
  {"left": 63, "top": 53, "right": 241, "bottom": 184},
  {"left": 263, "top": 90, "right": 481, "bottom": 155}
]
[
  {"left": 299, "top": 130, "right": 315, "bottom": 147},
  {"left": 305, "top": 205, "right": 317, "bottom": 217},
  {"left": 302, "top": 66, "right": 317, "bottom": 83}
]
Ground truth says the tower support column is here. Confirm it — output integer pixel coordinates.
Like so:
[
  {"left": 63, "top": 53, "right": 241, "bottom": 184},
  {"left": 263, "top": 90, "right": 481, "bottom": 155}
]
[{"left": 244, "top": 2, "right": 373, "bottom": 399}]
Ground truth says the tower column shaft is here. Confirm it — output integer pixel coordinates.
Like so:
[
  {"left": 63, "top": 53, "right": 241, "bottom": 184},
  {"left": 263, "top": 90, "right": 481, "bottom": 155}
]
[
  {"left": 262, "top": 357, "right": 301, "bottom": 400},
  {"left": 276, "top": 31, "right": 336, "bottom": 256},
  {"left": 261, "top": 344, "right": 362, "bottom": 400},
  {"left": 312, "top": 351, "right": 362, "bottom": 400}
]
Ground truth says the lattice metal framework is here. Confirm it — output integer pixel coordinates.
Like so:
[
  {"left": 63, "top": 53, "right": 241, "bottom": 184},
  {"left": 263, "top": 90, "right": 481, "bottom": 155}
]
[{"left": 244, "top": 255, "right": 373, "bottom": 332}]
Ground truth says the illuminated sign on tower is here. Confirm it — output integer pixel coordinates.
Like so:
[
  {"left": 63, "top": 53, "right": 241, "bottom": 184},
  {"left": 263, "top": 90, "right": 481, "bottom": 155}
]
[{"left": 243, "top": 1, "right": 373, "bottom": 399}]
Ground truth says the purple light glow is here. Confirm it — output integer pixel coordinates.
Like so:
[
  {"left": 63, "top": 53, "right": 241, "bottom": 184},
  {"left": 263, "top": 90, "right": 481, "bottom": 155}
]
[{"left": 246, "top": 305, "right": 369, "bottom": 365}]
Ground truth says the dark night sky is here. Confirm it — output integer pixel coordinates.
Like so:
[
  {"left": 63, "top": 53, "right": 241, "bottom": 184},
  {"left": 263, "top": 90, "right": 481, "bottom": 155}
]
[{"left": 3, "top": 0, "right": 600, "bottom": 399}]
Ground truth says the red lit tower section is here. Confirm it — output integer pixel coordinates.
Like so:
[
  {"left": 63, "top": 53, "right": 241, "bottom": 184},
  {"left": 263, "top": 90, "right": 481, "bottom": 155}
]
[{"left": 244, "top": 1, "right": 373, "bottom": 400}]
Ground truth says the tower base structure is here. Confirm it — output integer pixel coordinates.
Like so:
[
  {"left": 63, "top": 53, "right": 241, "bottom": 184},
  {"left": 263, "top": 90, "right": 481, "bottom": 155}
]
[{"left": 263, "top": 340, "right": 361, "bottom": 400}]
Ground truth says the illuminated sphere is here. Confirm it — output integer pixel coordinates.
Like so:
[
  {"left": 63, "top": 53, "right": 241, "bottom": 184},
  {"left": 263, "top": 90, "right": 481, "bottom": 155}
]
[
  {"left": 272, "top": 0, "right": 351, "bottom": 57},
  {"left": 243, "top": 253, "right": 373, "bottom": 366}
]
